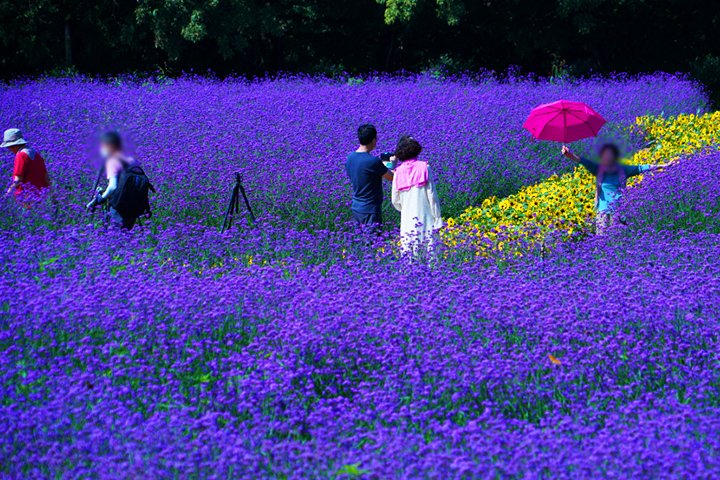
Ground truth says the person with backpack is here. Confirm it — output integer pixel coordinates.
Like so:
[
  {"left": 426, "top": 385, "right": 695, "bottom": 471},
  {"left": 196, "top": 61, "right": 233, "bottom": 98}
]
[
  {"left": 2, "top": 128, "right": 50, "bottom": 198},
  {"left": 86, "top": 131, "right": 153, "bottom": 230},
  {"left": 561, "top": 143, "right": 672, "bottom": 234}
]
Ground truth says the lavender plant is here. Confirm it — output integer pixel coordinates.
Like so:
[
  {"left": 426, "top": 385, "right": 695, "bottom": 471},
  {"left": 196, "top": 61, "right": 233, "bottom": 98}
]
[
  {"left": 0, "top": 73, "right": 705, "bottom": 231},
  {"left": 1, "top": 74, "right": 717, "bottom": 479}
]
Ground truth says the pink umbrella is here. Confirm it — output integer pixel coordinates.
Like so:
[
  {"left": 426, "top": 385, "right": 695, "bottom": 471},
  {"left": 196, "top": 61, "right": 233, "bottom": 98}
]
[{"left": 523, "top": 100, "right": 606, "bottom": 143}]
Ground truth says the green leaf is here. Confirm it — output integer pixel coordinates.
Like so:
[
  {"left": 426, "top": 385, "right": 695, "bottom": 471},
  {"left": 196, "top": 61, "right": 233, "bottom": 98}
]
[
  {"left": 38, "top": 256, "right": 60, "bottom": 271},
  {"left": 336, "top": 462, "right": 369, "bottom": 478}
]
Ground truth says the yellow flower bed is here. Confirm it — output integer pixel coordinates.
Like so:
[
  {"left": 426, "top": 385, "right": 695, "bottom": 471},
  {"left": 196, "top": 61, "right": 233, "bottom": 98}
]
[
  {"left": 443, "top": 111, "right": 720, "bottom": 253},
  {"left": 633, "top": 110, "right": 720, "bottom": 163}
]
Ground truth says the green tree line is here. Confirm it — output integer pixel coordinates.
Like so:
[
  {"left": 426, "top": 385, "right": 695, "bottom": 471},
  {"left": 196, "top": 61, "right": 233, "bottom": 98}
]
[{"left": 1, "top": 0, "right": 719, "bottom": 94}]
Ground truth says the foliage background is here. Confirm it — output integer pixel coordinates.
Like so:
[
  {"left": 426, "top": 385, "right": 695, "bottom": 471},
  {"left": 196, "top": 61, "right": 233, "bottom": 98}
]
[{"left": 1, "top": 0, "right": 719, "bottom": 100}]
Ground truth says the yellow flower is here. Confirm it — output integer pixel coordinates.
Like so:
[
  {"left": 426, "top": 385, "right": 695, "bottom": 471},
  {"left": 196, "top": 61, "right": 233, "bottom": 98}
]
[{"left": 442, "top": 111, "right": 720, "bottom": 256}]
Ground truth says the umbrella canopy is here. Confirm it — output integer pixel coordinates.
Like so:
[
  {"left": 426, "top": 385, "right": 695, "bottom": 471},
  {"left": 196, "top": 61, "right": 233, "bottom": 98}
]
[{"left": 523, "top": 100, "right": 606, "bottom": 143}]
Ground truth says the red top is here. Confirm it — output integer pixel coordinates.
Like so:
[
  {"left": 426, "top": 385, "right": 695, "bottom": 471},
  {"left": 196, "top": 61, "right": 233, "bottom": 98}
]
[{"left": 13, "top": 148, "right": 49, "bottom": 194}]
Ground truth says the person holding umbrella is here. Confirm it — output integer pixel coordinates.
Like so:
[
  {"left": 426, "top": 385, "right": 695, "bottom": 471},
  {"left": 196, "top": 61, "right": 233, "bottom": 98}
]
[
  {"left": 523, "top": 100, "right": 670, "bottom": 234},
  {"left": 561, "top": 143, "right": 671, "bottom": 234}
]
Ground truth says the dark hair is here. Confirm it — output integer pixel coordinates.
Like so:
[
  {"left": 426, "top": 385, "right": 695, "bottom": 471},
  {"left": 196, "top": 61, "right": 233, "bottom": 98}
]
[
  {"left": 101, "top": 131, "right": 123, "bottom": 150},
  {"left": 357, "top": 124, "right": 377, "bottom": 146},
  {"left": 395, "top": 135, "right": 422, "bottom": 161},
  {"left": 599, "top": 143, "right": 620, "bottom": 160}
]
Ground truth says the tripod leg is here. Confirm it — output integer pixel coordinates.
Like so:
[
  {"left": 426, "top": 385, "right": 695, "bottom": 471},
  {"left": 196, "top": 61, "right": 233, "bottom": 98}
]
[
  {"left": 239, "top": 185, "right": 256, "bottom": 222},
  {"left": 235, "top": 186, "right": 240, "bottom": 215},
  {"left": 221, "top": 197, "right": 231, "bottom": 233},
  {"left": 231, "top": 184, "right": 240, "bottom": 231},
  {"left": 221, "top": 186, "right": 239, "bottom": 233}
]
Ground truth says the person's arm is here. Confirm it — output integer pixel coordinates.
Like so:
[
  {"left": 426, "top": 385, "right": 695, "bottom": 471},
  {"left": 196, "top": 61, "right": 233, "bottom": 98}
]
[
  {"left": 5, "top": 176, "right": 22, "bottom": 196},
  {"left": 425, "top": 178, "right": 443, "bottom": 228},
  {"left": 656, "top": 160, "right": 676, "bottom": 169},
  {"left": 101, "top": 176, "right": 118, "bottom": 200},
  {"left": 7, "top": 151, "right": 29, "bottom": 196},
  {"left": 382, "top": 155, "right": 396, "bottom": 181},
  {"left": 644, "top": 159, "right": 677, "bottom": 173},
  {"left": 370, "top": 156, "right": 392, "bottom": 181},
  {"left": 391, "top": 178, "right": 402, "bottom": 212},
  {"left": 624, "top": 165, "right": 646, "bottom": 177},
  {"left": 561, "top": 145, "right": 581, "bottom": 163},
  {"left": 563, "top": 146, "right": 600, "bottom": 175},
  {"left": 624, "top": 161, "right": 675, "bottom": 178},
  {"left": 86, "top": 175, "right": 118, "bottom": 209}
]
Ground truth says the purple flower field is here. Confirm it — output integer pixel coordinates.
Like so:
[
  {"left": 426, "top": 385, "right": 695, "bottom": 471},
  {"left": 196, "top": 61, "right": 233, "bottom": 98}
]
[
  {"left": 0, "top": 74, "right": 706, "bottom": 228},
  {"left": 619, "top": 150, "right": 720, "bottom": 234},
  {"left": 2, "top": 75, "right": 719, "bottom": 478}
]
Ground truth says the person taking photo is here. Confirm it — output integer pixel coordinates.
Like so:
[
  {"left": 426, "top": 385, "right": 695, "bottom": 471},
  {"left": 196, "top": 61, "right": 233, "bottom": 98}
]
[
  {"left": 87, "top": 131, "right": 149, "bottom": 230},
  {"left": 345, "top": 124, "right": 393, "bottom": 227}
]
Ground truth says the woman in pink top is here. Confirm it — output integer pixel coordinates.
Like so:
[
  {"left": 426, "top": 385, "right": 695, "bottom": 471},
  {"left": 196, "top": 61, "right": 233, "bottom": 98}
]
[{"left": 391, "top": 136, "right": 443, "bottom": 257}]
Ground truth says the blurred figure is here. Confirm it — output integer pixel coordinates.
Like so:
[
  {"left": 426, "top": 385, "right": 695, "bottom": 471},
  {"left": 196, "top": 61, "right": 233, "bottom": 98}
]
[
  {"left": 391, "top": 136, "right": 443, "bottom": 257},
  {"left": 86, "top": 131, "right": 151, "bottom": 230},
  {"left": 2, "top": 128, "right": 50, "bottom": 197},
  {"left": 562, "top": 143, "right": 671, "bottom": 234},
  {"left": 345, "top": 124, "right": 393, "bottom": 227}
]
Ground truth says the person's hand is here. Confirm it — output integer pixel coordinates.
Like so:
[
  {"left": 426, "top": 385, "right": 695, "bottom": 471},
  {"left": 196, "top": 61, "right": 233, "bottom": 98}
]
[
  {"left": 561, "top": 145, "right": 579, "bottom": 161},
  {"left": 86, "top": 193, "right": 103, "bottom": 211},
  {"left": 655, "top": 159, "right": 677, "bottom": 170}
]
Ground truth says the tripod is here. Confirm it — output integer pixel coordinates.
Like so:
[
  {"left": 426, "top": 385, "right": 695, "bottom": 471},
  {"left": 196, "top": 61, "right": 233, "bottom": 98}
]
[{"left": 221, "top": 173, "right": 256, "bottom": 233}]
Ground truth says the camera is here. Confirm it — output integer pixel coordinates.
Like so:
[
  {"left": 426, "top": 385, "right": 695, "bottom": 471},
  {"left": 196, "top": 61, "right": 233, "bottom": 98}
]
[
  {"left": 380, "top": 151, "right": 395, "bottom": 170},
  {"left": 86, "top": 189, "right": 105, "bottom": 211}
]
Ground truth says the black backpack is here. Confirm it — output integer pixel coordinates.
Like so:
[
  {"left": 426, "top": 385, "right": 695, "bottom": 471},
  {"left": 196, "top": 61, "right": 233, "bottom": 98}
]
[{"left": 110, "top": 162, "right": 155, "bottom": 218}]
